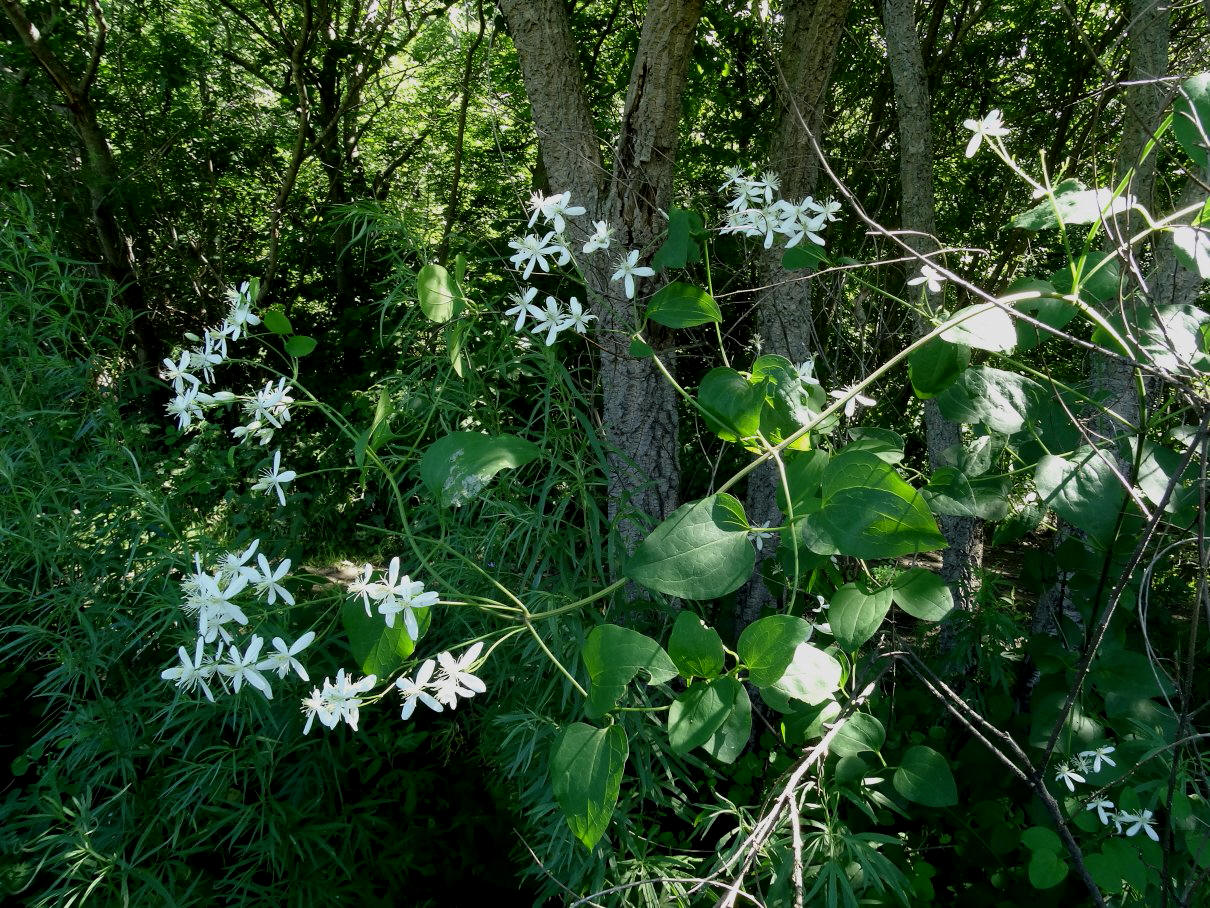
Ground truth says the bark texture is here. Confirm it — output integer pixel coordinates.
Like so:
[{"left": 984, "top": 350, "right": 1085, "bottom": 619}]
[
  {"left": 500, "top": 0, "right": 704, "bottom": 561},
  {"left": 738, "top": 0, "right": 852, "bottom": 631},
  {"left": 881, "top": 0, "right": 983, "bottom": 612}
]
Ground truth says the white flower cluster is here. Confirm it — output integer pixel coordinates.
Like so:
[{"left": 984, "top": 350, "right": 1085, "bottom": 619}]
[
  {"left": 505, "top": 288, "right": 596, "bottom": 346},
  {"left": 1054, "top": 744, "right": 1159, "bottom": 842},
  {"left": 718, "top": 167, "right": 840, "bottom": 250},
  {"left": 301, "top": 669, "right": 377, "bottom": 733},
  {"left": 162, "top": 539, "right": 315, "bottom": 702},
  {"left": 347, "top": 557, "right": 440, "bottom": 640},
  {"left": 395, "top": 642, "right": 486, "bottom": 719},
  {"left": 160, "top": 280, "right": 301, "bottom": 507}
]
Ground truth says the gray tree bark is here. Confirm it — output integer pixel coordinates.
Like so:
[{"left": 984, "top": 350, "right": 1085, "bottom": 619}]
[
  {"left": 737, "top": 0, "right": 853, "bottom": 631},
  {"left": 881, "top": 0, "right": 983, "bottom": 612},
  {"left": 499, "top": 0, "right": 704, "bottom": 563}
]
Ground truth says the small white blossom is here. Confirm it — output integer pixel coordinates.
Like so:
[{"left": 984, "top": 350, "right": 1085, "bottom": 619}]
[
  {"left": 396, "top": 659, "right": 443, "bottom": 719},
  {"left": 508, "top": 232, "right": 568, "bottom": 279},
  {"left": 1079, "top": 744, "right": 1116, "bottom": 773},
  {"left": 251, "top": 554, "right": 294, "bottom": 606},
  {"left": 219, "top": 635, "right": 274, "bottom": 698},
  {"left": 504, "top": 287, "right": 541, "bottom": 332},
  {"left": 166, "top": 386, "right": 204, "bottom": 430},
  {"left": 251, "top": 449, "right": 297, "bottom": 506},
  {"left": 257, "top": 631, "right": 315, "bottom": 681},
  {"left": 828, "top": 386, "right": 877, "bottom": 420},
  {"left": 908, "top": 264, "right": 947, "bottom": 294},
  {"left": 216, "top": 539, "right": 260, "bottom": 584},
  {"left": 376, "top": 557, "right": 439, "bottom": 640},
  {"left": 1054, "top": 762, "right": 1085, "bottom": 792},
  {"left": 559, "top": 297, "right": 596, "bottom": 335},
  {"left": 1120, "top": 809, "right": 1159, "bottom": 842},
  {"left": 962, "top": 109, "right": 1010, "bottom": 158},
  {"left": 581, "top": 220, "right": 614, "bottom": 254},
  {"left": 161, "top": 350, "right": 200, "bottom": 395},
  {"left": 611, "top": 249, "right": 655, "bottom": 300},
  {"left": 347, "top": 563, "right": 377, "bottom": 616},
  {"left": 795, "top": 359, "right": 820, "bottom": 387},
  {"left": 749, "top": 521, "right": 775, "bottom": 552},
  {"left": 431, "top": 642, "right": 486, "bottom": 709},
  {"left": 225, "top": 282, "right": 261, "bottom": 340},
  {"left": 527, "top": 190, "right": 586, "bottom": 234},
  {"left": 160, "top": 637, "right": 215, "bottom": 702},
  {"left": 530, "top": 296, "right": 567, "bottom": 347},
  {"left": 1086, "top": 798, "right": 1116, "bottom": 825}
]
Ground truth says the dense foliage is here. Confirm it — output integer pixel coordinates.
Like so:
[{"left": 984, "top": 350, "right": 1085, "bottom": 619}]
[{"left": 2, "top": 0, "right": 1209, "bottom": 905}]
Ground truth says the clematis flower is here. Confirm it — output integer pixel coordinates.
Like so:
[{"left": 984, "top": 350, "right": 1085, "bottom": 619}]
[
  {"left": 611, "top": 249, "right": 655, "bottom": 300},
  {"left": 1086, "top": 798, "right": 1116, "bottom": 825},
  {"left": 530, "top": 296, "right": 567, "bottom": 347},
  {"left": 582, "top": 220, "right": 614, "bottom": 254},
  {"left": 161, "top": 637, "right": 216, "bottom": 702},
  {"left": 1079, "top": 744, "right": 1116, "bottom": 773},
  {"left": 508, "top": 232, "right": 568, "bottom": 279},
  {"left": 431, "top": 642, "right": 486, "bottom": 709},
  {"left": 347, "top": 563, "right": 377, "bottom": 616},
  {"left": 251, "top": 554, "right": 294, "bottom": 606},
  {"left": 1120, "top": 809, "right": 1159, "bottom": 842},
  {"left": 558, "top": 297, "right": 595, "bottom": 335},
  {"left": 908, "top": 264, "right": 947, "bottom": 294},
  {"left": 962, "top": 109, "right": 1010, "bottom": 158},
  {"left": 219, "top": 635, "right": 273, "bottom": 698},
  {"left": 527, "top": 190, "right": 586, "bottom": 234},
  {"left": 1054, "top": 762, "right": 1085, "bottom": 792},
  {"left": 504, "top": 287, "right": 541, "bottom": 332},
  {"left": 251, "top": 449, "right": 297, "bottom": 506},
  {"left": 396, "top": 659, "right": 443, "bottom": 719},
  {"left": 258, "top": 631, "right": 315, "bottom": 681},
  {"left": 829, "top": 386, "right": 877, "bottom": 419},
  {"left": 749, "top": 521, "right": 775, "bottom": 552}
]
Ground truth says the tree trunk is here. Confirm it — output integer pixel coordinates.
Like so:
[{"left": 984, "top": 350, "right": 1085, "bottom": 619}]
[
  {"left": 738, "top": 0, "right": 853, "bottom": 631},
  {"left": 499, "top": 0, "right": 704, "bottom": 566},
  {"left": 881, "top": 0, "right": 983, "bottom": 614}
]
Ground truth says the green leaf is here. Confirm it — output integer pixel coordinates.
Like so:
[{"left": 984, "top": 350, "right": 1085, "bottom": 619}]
[
  {"left": 284, "top": 335, "right": 317, "bottom": 357},
  {"left": 1171, "top": 225, "right": 1210, "bottom": 279},
  {"left": 782, "top": 244, "right": 828, "bottom": 270},
  {"left": 829, "top": 712, "right": 886, "bottom": 758},
  {"left": 341, "top": 595, "right": 429, "bottom": 676},
  {"left": 940, "top": 304, "right": 1018, "bottom": 353},
  {"left": 652, "top": 208, "right": 705, "bottom": 271},
  {"left": 1035, "top": 447, "right": 1126, "bottom": 548},
  {"left": 892, "top": 745, "right": 958, "bottom": 807},
  {"left": 582, "top": 624, "right": 678, "bottom": 718},
  {"left": 628, "top": 337, "right": 654, "bottom": 358},
  {"left": 908, "top": 337, "right": 971, "bottom": 399},
  {"left": 624, "top": 493, "right": 756, "bottom": 599},
  {"left": 550, "top": 723, "right": 628, "bottom": 849},
  {"left": 1021, "top": 826, "right": 1062, "bottom": 853},
  {"left": 1137, "top": 440, "right": 1199, "bottom": 523},
  {"left": 446, "top": 320, "right": 468, "bottom": 377},
  {"left": 668, "top": 677, "right": 742, "bottom": 754},
  {"left": 1135, "top": 304, "right": 1210, "bottom": 372},
  {"left": 419, "top": 432, "right": 540, "bottom": 508},
  {"left": 892, "top": 569, "right": 954, "bottom": 621},
  {"left": 1051, "top": 250, "right": 1120, "bottom": 304},
  {"left": 923, "top": 467, "right": 977, "bottom": 518},
  {"left": 846, "top": 427, "right": 905, "bottom": 464},
  {"left": 739, "top": 615, "right": 841, "bottom": 705},
  {"left": 416, "top": 262, "right": 464, "bottom": 323},
  {"left": 936, "top": 367, "right": 1045, "bottom": 435},
  {"left": 1011, "top": 178, "right": 1135, "bottom": 231},
  {"left": 697, "top": 368, "right": 764, "bottom": 442},
  {"left": 804, "top": 450, "right": 946, "bottom": 560},
  {"left": 703, "top": 682, "right": 752, "bottom": 764},
  {"left": 1173, "top": 72, "right": 1210, "bottom": 167},
  {"left": 738, "top": 614, "right": 813, "bottom": 686},
  {"left": 263, "top": 307, "right": 293, "bottom": 335},
  {"left": 991, "top": 502, "right": 1044, "bottom": 545},
  {"left": 828, "top": 582, "right": 892, "bottom": 650},
  {"left": 668, "top": 612, "right": 725, "bottom": 679},
  {"left": 1010, "top": 278, "right": 1076, "bottom": 350},
  {"left": 775, "top": 449, "right": 830, "bottom": 514},
  {"left": 1027, "top": 850, "right": 1068, "bottom": 889},
  {"left": 644, "top": 281, "right": 721, "bottom": 328}
]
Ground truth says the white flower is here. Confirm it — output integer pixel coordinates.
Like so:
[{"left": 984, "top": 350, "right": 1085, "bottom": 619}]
[
  {"left": 432, "top": 642, "right": 486, "bottom": 709},
  {"left": 161, "top": 637, "right": 215, "bottom": 702},
  {"left": 1054, "top": 762, "right": 1085, "bottom": 792},
  {"left": 757, "top": 170, "right": 780, "bottom": 203},
  {"left": 189, "top": 336, "right": 224, "bottom": 385},
  {"left": 251, "top": 554, "right": 294, "bottom": 606},
  {"left": 819, "top": 199, "right": 842, "bottom": 222},
  {"left": 257, "top": 631, "right": 314, "bottom": 681},
  {"left": 558, "top": 297, "right": 596, "bottom": 335},
  {"left": 191, "top": 572, "right": 250, "bottom": 644},
  {"left": 376, "top": 557, "right": 438, "bottom": 640},
  {"left": 749, "top": 521, "right": 775, "bottom": 552},
  {"left": 962, "top": 109, "right": 1009, "bottom": 158},
  {"left": 225, "top": 282, "right": 261, "bottom": 340},
  {"left": 251, "top": 449, "right": 297, "bottom": 506},
  {"left": 1086, "top": 798, "right": 1116, "bottom": 825},
  {"left": 1079, "top": 744, "right": 1116, "bottom": 773},
  {"left": 324, "top": 669, "right": 377, "bottom": 731},
  {"left": 907, "top": 264, "right": 946, "bottom": 294},
  {"left": 581, "top": 220, "right": 614, "bottom": 254},
  {"left": 527, "top": 190, "right": 586, "bottom": 234},
  {"left": 611, "top": 249, "right": 655, "bottom": 300},
  {"left": 216, "top": 539, "right": 260, "bottom": 584},
  {"left": 530, "top": 296, "right": 567, "bottom": 347},
  {"left": 161, "top": 350, "right": 200, "bottom": 395},
  {"left": 795, "top": 359, "right": 820, "bottom": 387},
  {"left": 166, "top": 386, "right": 204, "bottom": 430},
  {"left": 347, "top": 563, "right": 377, "bottom": 616},
  {"left": 508, "top": 232, "right": 567, "bottom": 279},
  {"left": 301, "top": 686, "right": 336, "bottom": 734},
  {"left": 396, "top": 659, "right": 443, "bottom": 719},
  {"left": 219, "top": 635, "right": 273, "bottom": 698},
  {"left": 719, "top": 165, "right": 747, "bottom": 193},
  {"left": 1120, "top": 809, "right": 1159, "bottom": 842},
  {"left": 504, "top": 287, "right": 541, "bottom": 332},
  {"left": 828, "top": 386, "right": 877, "bottom": 419}
]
